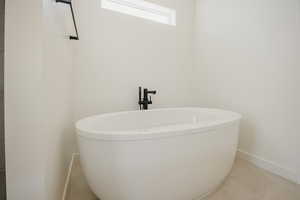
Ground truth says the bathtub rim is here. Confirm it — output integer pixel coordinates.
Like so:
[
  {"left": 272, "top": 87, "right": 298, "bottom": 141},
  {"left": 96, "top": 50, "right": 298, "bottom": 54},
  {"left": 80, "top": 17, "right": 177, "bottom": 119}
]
[{"left": 76, "top": 107, "right": 241, "bottom": 141}]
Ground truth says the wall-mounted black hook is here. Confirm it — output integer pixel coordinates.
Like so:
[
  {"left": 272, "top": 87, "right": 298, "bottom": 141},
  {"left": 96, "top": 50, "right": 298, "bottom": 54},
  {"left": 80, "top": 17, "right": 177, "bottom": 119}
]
[{"left": 56, "top": 0, "right": 79, "bottom": 40}]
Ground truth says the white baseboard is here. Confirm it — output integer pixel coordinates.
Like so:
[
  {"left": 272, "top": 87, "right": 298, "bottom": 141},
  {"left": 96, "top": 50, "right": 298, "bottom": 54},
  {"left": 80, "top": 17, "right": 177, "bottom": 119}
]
[
  {"left": 62, "top": 153, "right": 80, "bottom": 200},
  {"left": 237, "top": 149, "right": 299, "bottom": 184}
]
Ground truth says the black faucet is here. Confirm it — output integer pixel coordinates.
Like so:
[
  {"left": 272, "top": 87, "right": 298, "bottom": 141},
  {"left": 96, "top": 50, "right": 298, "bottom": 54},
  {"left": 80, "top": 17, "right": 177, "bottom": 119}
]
[{"left": 138, "top": 87, "right": 157, "bottom": 110}]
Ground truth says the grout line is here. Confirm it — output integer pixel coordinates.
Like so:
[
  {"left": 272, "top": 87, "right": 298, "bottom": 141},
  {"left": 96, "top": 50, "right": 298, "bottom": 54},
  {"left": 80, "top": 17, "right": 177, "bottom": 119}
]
[{"left": 62, "top": 153, "right": 80, "bottom": 200}]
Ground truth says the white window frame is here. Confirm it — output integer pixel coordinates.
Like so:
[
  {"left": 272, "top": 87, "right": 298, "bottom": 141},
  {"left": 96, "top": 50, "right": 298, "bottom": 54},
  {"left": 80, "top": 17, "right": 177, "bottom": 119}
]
[{"left": 101, "top": 0, "right": 176, "bottom": 26}]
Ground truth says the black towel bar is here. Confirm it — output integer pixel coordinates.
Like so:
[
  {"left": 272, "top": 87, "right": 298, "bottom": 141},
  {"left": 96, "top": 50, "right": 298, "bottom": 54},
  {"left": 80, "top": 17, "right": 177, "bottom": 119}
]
[{"left": 56, "top": 0, "right": 79, "bottom": 40}]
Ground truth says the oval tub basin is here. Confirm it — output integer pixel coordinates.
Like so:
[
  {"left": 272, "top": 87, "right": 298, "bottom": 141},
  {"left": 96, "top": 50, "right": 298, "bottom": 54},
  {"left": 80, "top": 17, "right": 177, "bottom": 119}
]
[{"left": 76, "top": 108, "right": 241, "bottom": 200}]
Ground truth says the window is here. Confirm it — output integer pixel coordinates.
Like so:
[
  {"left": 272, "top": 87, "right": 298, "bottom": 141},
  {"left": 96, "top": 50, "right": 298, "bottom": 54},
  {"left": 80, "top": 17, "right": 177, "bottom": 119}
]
[{"left": 101, "top": 0, "right": 176, "bottom": 26}]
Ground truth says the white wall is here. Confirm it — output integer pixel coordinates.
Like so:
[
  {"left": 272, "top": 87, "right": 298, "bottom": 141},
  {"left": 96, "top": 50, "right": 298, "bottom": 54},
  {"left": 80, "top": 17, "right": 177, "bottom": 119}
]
[
  {"left": 194, "top": 0, "right": 300, "bottom": 182},
  {"left": 5, "top": 0, "right": 76, "bottom": 199},
  {"left": 42, "top": 0, "right": 76, "bottom": 199},
  {"left": 5, "top": 0, "right": 46, "bottom": 199},
  {"left": 72, "top": 0, "right": 196, "bottom": 120}
]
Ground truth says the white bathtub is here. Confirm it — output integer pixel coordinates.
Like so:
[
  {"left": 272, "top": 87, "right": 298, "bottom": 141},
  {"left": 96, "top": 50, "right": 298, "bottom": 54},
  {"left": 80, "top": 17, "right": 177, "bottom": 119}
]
[{"left": 76, "top": 108, "right": 241, "bottom": 200}]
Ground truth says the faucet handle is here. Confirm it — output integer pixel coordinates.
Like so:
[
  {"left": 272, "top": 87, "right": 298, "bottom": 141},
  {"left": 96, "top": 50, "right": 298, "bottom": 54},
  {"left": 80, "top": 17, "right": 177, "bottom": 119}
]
[{"left": 147, "top": 90, "right": 157, "bottom": 95}]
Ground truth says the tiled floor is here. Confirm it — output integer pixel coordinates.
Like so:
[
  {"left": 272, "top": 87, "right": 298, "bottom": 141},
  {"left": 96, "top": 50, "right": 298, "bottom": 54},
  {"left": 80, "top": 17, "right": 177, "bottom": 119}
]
[{"left": 66, "top": 158, "right": 300, "bottom": 200}]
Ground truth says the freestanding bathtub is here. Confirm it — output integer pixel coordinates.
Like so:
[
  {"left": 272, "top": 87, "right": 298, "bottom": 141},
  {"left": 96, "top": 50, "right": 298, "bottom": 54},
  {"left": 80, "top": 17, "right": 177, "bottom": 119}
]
[{"left": 76, "top": 108, "right": 241, "bottom": 200}]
